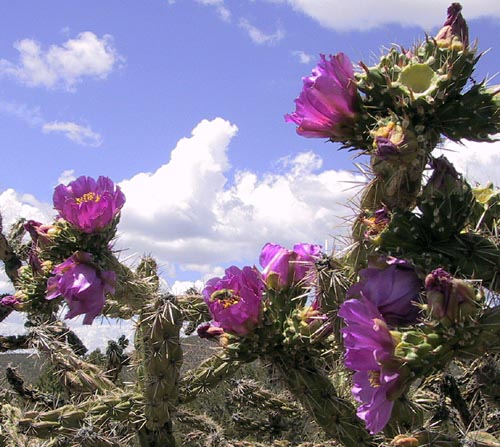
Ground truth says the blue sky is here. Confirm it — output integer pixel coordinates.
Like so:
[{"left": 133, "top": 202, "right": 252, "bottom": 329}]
[{"left": 1, "top": 1, "right": 500, "bottom": 346}]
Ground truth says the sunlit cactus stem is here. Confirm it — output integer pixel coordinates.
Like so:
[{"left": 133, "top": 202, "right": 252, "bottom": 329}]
[{"left": 135, "top": 296, "right": 183, "bottom": 447}]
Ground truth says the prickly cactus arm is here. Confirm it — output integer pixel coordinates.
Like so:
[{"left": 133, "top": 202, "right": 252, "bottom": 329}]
[
  {"left": 177, "top": 408, "right": 226, "bottom": 443},
  {"left": 30, "top": 326, "right": 116, "bottom": 395},
  {"left": 16, "top": 391, "right": 142, "bottom": 439},
  {"left": 176, "top": 293, "right": 211, "bottom": 327},
  {"left": 0, "top": 334, "right": 30, "bottom": 352},
  {"left": 348, "top": 148, "right": 432, "bottom": 274},
  {"left": 0, "top": 403, "right": 29, "bottom": 447},
  {"left": 229, "top": 378, "right": 301, "bottom": 417},
  {"left": 178, "top": 350, "right": 244, "bottom": 404},
  {"left": 103, "top": 253, "right": 159, "bottom": 314},
  {"left": 6, "top": 365, "right": 63, "bottom": 408},
  {"left": 136, "top": 297, "right": 183, "bottom": 447},
  {"left": 105, "top": 339, "right": 130, "bottom": 383},
  {"left": 471, "top": 354, "right": 500, "bottom": 408},
  {"left": 0, "top": 220, "right": 22, "bottom": 284},
  {"left": 274, "top": 356, "right": 375, "bottom": 447},
  {"left": 439, "top": 374, "right": 471, "bottom": 427}
]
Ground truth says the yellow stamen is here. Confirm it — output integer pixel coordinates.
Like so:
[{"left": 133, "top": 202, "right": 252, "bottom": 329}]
[
  {"left": 210, "top": 289, "right": 240, "bottom": 309},
  {"left": 369, "top": 370, "right": 381, "bottom": 388},
  {"left": 75, "top": 192, "right": 101, "bottom": 204}
]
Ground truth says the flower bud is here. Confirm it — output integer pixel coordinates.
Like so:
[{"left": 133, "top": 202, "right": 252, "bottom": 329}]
[{"left": 260, "top": 242, "right": 321, "bottom": 290}]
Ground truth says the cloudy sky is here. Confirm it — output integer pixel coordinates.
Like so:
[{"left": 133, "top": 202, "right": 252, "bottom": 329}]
[{"left": 1, "top": 1, "right": 499, "bottom": 348}]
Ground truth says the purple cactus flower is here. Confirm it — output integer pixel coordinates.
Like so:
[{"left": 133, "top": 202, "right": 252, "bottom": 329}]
[
  {"left": 1, "top": 294, "right": 22, "bottom": 309},
  {"left": 285, "top": 53, "right": 359, "bottom": 140},
  {"left": 435, "top": 2, "right": 469, "bottom": 49},
  {"left": 46, "top": 252, "right": 116, "bottom": 325},
  {"left": 202, "top": 266, "right": 263, "bottom": 336},
  {"left": 53, "top": 176, "right": 125, "bottom": 234},
  {"left": 259, "top": 242, "right": 322, "bottom": 289},
  {"left": 339, "top": 297, "right": 402, "bottom": 434},
  {"left": 347, "top": 256, "right": 422, "bottom": 326}
]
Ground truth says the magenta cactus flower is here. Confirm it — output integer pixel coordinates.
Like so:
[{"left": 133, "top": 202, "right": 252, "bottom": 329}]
[
  {"left": 259, "top": 242, "right": 322, "bottom": 289},
  {"left": 347, "top": 256, "right": 422, "bottom": 326},
  {"left": 285, "top": 53, "right": 359, "bottom": 140},
  {"left": 1, "top": 294, "right": 22, "bottom": 309},
  {"left": 53, "top": 176, "right": 125, "bottom": 234},
  {"left": 202, "top": 266, "right": 263, "bottom": 336},
  {"left": 339, "top": 297, "right": 403, "bottom": 434},
  {"left": 46, "top": 251, "right": 115, "bottom": 325}
]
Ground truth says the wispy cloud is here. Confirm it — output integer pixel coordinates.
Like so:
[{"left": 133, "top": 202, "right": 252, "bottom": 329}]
[
  {"left": 281, "top": 0, "right": 500, "bottom": 32},
  {"left": 0, "top": 100, "right": 44, "bottom": 127},
  {"left": 0, "top": 31, "right": 123, "bottom": 91},
  {"left": 292, "top": 50, "right": 313, "bottom": 64},
  {"left": 0, "top": 99, "right": 102, "bottom": 147},
  {"left": 195, "top": 0, "right": 231, "bottom": 22},
  {"left": 42, "top": 121, "right": 103, "bottom": 147},
  {"left": 239, "top": 19, "right": 285, "bottom": 45}
]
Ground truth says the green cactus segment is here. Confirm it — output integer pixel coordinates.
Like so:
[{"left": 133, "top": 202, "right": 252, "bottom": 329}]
[
  {"left": 275, "top": 356, "right": 375, "bottom": 447},
  {"left": 104, "top": 254, "right": 159, "bottom": 315},
  {"left": 15, "top": 391, "right": 142, "bottom": 439},
  {"left": 438, "top": 83, "right": 500, "bottom": 142},
  {"left": 176, "top": 293, "right": 211, "bottom": 335},
  {"left": 0, "top": 403, "right": 28, "bottom": 447},
  {"left": 179, "top": 350, "right": 244, "bottom": 404},
  {"left": 418, "top": 158, "right": 475, "bottom": 241},
  {"left": 136, "top": 297, "right": 183, "bottom": 446}
]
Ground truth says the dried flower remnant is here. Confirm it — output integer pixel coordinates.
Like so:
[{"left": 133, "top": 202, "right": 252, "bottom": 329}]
[
  {"left": 435, "top": 2, "right": 469, "bottom": 50},
  {"left": 425, "top": 268, "right": 478, "bottom": 325}
]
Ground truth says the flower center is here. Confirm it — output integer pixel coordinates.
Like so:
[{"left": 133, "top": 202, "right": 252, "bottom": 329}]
[
  {"left": 368, "top": 370, "right": 381, "bottom": 388},
  {"left": 211, "top": 289, "right": 240, "bottom": 309},
  {"left": 75, "top": 192, "right": 101, "bottom": 204}
]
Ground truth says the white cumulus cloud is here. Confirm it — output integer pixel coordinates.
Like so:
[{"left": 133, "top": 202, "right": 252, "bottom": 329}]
[
  {"left": 0, "top": 31, "right": 122, "bottom": 90},
  {"left": 42, "top": 121, "right": 103, "bottom": 147},
  {"left": 278, "top": 0, "right": 500, "bottom": 32},
  {"left": 0, "top": 188, "right": 53, "bottom": 230},
  {"left": 117, "top": 117, "right": 363, "bottom": 278},
  {"left": 436, "top": 137, "right": 500, "bottom": 186},
  {"left": 239, "top": 18, "right": 285, "bottom": 45}
]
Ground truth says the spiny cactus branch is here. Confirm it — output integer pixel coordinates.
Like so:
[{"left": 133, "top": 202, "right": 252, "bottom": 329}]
[
  {"left": 178, "top": 350, "right": 244, "bottom": 404},
  {"left": 30, "top": 325, "right": 117, "bottom": 395},
  {"left": 0, "top": 334, "right": 30, "bottom": 352},
  {"left": 17, "top": 391, "right": 143, "bottom": 439}
]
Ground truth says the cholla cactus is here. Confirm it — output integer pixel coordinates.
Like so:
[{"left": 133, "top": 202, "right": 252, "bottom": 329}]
[{"left": 1, "top": 4, "right": 500, "bottom": 447}]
